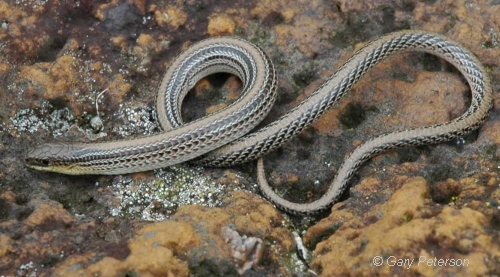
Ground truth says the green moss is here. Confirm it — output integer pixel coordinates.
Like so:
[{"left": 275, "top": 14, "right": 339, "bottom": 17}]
[
  {"left": 36, "top": 36, "right": 67, "bottom": 62},
  {"left": 482, "top": 143, "right": 499, "bottom": 163},
  {"left": 428, "top": 165, "right": 452, "bottom": 183},
  {"left": 248, "top": 23, "right": 270, "bottom": 46},
  {"left": 397, "top": 146, "right": 429, "bottom": 163},
  {"left": 338, "top": 102, "right": 367, "bottom": 129},
  {"left": 110, "top": 166, "right": 226, "bottom": 220},
  {"left": 402, "top": 212, "right": 413, "bottom": 223},
  {"left": 292, "top": 63, "right": 317, "bottom": 89}
]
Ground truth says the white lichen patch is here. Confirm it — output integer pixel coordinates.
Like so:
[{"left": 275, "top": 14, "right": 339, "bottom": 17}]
[
  {"left": 109, "top": 165, "right": 227, "bottom": 221},
  {"left": 10, "top": 101, "right": 74, "bottom": 136},
  {"left": 224, "top": 227, "right": 264, "bottom": 275},
  {"left": 8, "top": 100, "right": 106, "bottom": 139},
  {"left": 289, "top": 252, "right": 315, "bottom": 275},
  {"left": 9, "top": 98, "right": 160, "bottom": 142},
  {"left": 113, "top": 106, "right": 159, "bottom": 137},
  {"left": 16, "top": 261, "right": 37, "bottom": 277},
  {"left": 14, "top": 0, "right": 48, "bottom": 8},
  {"left": 292, "top": 231, "right": 311, "bottom": 262}
]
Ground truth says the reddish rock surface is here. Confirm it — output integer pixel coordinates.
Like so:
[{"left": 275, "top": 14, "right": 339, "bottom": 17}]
[{"left": 0, "top": 0, "right": 499, "bottom": 276}]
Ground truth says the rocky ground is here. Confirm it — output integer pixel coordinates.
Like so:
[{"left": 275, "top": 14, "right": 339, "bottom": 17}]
[{"left": 0, "top": 0, "right": 499, "bottom": 276}]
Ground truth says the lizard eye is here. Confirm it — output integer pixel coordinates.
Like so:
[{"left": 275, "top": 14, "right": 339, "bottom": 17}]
[{"left": 24, "top": 158, "right": 51, "bottom": 167}]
